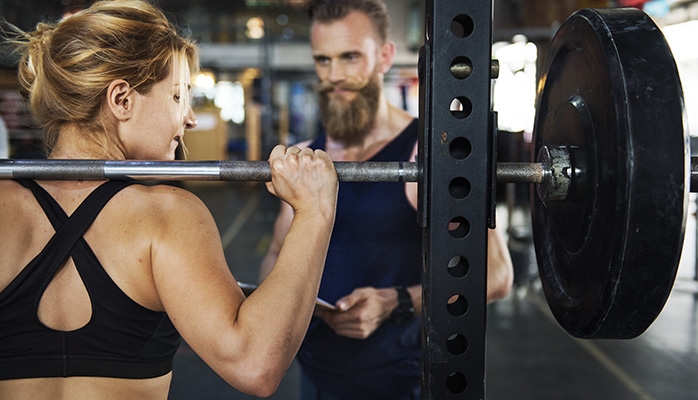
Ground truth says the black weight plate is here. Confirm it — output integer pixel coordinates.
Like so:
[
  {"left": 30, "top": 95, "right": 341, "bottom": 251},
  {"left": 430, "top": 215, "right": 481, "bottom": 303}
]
[{"left": 531, "top": 8, "right": 688, "bottom": 339}]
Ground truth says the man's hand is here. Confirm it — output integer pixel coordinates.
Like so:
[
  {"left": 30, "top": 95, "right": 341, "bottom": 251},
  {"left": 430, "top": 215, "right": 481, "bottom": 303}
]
[{"left": 315, "top": 287, "right": 398, "bottom": 339}]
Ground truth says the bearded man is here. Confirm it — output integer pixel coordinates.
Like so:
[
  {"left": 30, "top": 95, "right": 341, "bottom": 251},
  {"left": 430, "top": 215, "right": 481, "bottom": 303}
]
[{"left": 259, "top": 1, "right": 513, "bottom": 399}]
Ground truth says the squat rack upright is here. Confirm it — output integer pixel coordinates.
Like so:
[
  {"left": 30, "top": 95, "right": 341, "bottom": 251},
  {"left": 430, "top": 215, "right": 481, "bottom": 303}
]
[{"left": 419, "top": 1, "right": 493, "bottom": 398}]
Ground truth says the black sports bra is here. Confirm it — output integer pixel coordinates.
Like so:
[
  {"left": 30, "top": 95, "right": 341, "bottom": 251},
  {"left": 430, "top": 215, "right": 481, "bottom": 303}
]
[{"left": 0, "top": 179, "right": 180, "bottom": 380}]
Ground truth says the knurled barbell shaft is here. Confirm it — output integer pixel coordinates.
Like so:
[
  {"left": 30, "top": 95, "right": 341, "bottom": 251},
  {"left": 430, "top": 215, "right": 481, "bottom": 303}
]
[{"left": 0, "top": 159, "right": 420, "bottom": 182}]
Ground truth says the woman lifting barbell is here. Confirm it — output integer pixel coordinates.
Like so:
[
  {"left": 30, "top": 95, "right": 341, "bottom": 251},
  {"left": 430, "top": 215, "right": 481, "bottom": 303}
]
[{"left": 0, "top": 1, "right": 338, "bottom": 398}]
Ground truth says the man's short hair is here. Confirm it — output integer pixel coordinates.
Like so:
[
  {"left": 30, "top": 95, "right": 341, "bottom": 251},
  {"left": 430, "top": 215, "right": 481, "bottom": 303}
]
[{"left": 307, "top": 0, "right": 391, "bottom": 43}]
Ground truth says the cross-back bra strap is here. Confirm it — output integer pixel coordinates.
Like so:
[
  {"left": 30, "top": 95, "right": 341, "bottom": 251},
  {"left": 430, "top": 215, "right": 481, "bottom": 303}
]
[
  {"left": 14, "top": 179, "right": 135, "bottom": 271},
  {"left": 15, "top": 179, "right": 69, "bottom": 228},
  {"left": 15, "top": 179, "right": 134, "bottom": 230}
]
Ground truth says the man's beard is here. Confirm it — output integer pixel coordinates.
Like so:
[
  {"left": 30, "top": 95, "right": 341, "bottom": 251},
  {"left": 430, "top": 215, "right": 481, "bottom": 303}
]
[{"left": 316, "top": 73, "right": 381, "bottom": 146}]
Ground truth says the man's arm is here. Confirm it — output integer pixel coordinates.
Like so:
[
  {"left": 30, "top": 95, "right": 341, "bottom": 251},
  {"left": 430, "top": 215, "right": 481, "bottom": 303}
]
[
  {"left": 404, "top": 142, "right": 513, "bottom": 303},
  {"left": 314, "top": 284, "right": 422, "bottom": 339},
  {"left": 317, "top": 142, "right": 514, "bottom": 340},
  {"left": 486, "top": 226, "right": 514, "bottom": 302},
  {"left": 266, "top": 142, "right": 513, "bottom": 342}
]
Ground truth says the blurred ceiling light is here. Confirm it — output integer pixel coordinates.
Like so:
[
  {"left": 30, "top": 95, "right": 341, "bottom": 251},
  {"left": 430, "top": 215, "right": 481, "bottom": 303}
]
[
  {"left": 215, "top": 81, "right": 245, "bottom": 124},
  {"left": 246, "top": 17, "right": 265, "bottom": 39},
  {"left": 492, "top": 37, "right": 538, "bottom": 134},
  {"left": 193, "top": 70, "right": 216, "bottom": 90}
]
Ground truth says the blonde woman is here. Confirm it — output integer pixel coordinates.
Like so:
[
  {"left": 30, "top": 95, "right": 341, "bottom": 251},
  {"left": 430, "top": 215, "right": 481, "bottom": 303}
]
[{"left": 0, "top": 1, "right": 338, "bottom": 399}]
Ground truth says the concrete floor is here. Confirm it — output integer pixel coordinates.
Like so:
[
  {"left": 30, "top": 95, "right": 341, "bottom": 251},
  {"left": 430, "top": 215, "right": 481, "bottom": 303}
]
[{"left": 167, "top": 182, "right": 698, "bottom": 400}]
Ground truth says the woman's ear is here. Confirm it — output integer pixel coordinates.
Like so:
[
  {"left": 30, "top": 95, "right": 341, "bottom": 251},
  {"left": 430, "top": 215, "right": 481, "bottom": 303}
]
[{"left": 106, "top": 79, "right": 134, "bottom": 121}]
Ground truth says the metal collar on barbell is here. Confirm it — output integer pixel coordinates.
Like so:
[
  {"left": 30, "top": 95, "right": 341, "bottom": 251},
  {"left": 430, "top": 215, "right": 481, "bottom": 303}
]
[{"left": 536, "top": 145, "right": 572, "bottom": 204}]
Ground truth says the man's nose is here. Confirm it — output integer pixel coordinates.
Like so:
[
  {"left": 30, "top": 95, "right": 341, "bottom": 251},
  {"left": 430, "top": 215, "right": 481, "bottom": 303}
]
[{"left": 327, "top": 59, "right": 347, "bottom": 84}]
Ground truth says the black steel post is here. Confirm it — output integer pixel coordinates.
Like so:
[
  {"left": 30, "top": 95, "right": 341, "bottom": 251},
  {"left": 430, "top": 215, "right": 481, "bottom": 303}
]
[{"left": 420, "top": 1, "right": 493, "bottom": 398}]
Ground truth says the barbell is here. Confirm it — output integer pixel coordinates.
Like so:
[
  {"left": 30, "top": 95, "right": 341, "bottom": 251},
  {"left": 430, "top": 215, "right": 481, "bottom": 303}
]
[
  {"left": 1, "top": 151, "right": 696, "bottom": 186},
  {"left": 0, "top": 159, "right": 547, "bottom": 184},
  {"left": 0, "top": 8, "right": 690, "bottom": 339}
]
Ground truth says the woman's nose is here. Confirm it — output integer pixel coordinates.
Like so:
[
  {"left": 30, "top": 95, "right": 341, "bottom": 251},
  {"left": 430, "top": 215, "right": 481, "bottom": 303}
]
[{"left": 185, "top": 107, "right": 198, "bottom": 129}]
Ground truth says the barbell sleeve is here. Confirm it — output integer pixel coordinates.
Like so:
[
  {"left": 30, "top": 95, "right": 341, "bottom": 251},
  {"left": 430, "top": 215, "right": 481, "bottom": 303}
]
[{"left": 496, "top": 162, "right": 549, "bottom": 184}]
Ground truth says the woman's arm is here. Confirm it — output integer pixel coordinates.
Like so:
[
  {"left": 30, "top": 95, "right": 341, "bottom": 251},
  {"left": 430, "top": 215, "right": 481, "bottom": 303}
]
[{"left": 151, "top": 146, "right": 337, "bottom": 397}]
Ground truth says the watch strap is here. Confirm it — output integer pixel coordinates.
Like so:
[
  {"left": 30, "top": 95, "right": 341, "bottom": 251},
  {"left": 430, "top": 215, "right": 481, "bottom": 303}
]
[{"left": 390, "top": 286, "right": 415, "bottom": 324}]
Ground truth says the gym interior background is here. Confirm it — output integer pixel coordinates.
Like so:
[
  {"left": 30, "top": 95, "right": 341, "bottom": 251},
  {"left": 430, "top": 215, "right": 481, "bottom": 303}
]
[{"left": 1, "top": 0, "right": 697, "bottom": 399}]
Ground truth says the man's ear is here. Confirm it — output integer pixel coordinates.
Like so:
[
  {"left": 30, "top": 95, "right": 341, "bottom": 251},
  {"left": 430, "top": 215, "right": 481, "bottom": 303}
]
[
  {"left": 378, "top": 40, "right": 397, "bottom": 74},
  {"left": 106, "top": 79, "right": 134, "bottom": 121}
]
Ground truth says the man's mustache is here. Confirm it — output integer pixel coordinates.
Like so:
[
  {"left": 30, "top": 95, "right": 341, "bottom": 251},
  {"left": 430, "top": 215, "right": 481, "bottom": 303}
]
[{"left": 314, "top": 81, "right": 364, "bottom": 94}]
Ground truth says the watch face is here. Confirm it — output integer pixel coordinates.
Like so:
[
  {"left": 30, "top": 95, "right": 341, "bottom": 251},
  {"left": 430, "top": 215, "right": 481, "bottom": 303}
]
[
  {"left": 393, "top": 309, "right": 414, "bottom": 324},
  {"left": 391, "top": 304, "right": 415, "bottom": 324}
]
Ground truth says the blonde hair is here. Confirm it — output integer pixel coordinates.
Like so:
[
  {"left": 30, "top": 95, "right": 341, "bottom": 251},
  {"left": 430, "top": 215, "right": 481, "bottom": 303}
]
[{"left": 9, "top": 0, "right": 199, "bottom": 155}]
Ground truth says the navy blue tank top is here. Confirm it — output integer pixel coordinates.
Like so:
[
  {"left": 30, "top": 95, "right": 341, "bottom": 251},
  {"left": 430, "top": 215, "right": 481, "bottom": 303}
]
[
  {"left": 0, "top": 180, "right": 180, "bottom": 380},
  {"left": 299, "top": 119, "right": 422, "bottom": 399}
]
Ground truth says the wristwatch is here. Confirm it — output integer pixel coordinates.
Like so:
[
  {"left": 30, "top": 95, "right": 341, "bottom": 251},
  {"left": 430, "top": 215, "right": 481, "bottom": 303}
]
[{"left": 390, "top": 286, "right": 415, "bottom": 324}]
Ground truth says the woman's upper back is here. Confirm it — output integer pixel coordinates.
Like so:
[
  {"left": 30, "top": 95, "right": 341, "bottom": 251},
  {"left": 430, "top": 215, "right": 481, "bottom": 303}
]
[
  {"left": 0, "top": 180, "right": 193, "bottom": 381},
  {"left": 0, "top": 180, "right": 182, "bottom": 305}
]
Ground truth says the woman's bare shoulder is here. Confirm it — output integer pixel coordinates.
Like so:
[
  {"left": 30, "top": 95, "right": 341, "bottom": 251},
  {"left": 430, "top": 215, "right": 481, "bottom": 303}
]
[
  {"left": 0, "top": 179, "right": 26, "bottom": 192},
  {"left": 121, "top": 183, "right": 206, "bottom": 207},
  {"left": 114, "top": 183, "right": 214, "bottom": 225},
  {"left": 0, "top": 180, "right": 36, "bottom": 212}
]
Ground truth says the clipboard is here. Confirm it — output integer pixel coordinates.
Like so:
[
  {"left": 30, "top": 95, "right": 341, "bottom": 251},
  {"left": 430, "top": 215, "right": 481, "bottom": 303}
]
[{"left": 237, "top": 282, "right": 337, "bottom": 312}]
